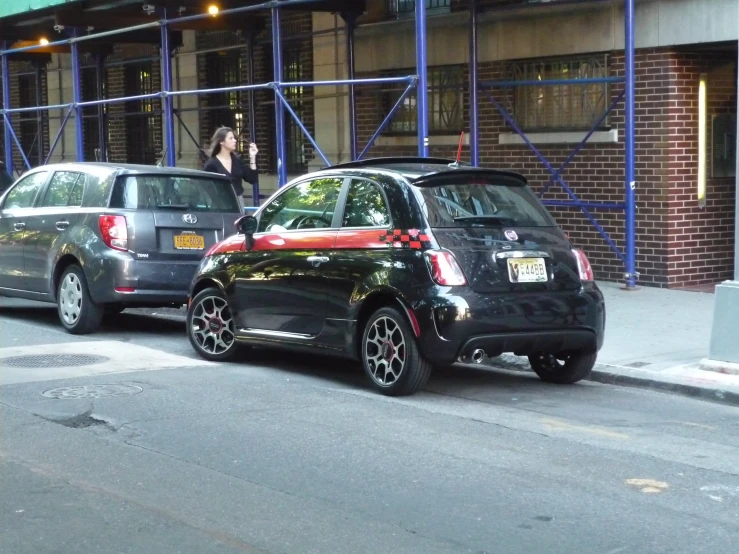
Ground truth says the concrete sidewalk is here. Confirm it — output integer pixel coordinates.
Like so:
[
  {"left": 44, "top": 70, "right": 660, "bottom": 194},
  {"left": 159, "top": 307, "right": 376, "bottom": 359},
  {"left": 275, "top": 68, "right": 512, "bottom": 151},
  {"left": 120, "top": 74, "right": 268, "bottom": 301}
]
[{"left": 489, "top": 281, "right": 739, "bottom": 407}]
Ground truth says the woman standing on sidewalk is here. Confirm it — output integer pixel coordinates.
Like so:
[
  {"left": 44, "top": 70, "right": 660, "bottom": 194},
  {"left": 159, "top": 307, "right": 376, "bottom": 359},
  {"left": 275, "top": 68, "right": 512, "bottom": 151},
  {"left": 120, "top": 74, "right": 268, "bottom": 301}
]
[{"left": 203, "top": 126, "right": 259, "bottom": 211}]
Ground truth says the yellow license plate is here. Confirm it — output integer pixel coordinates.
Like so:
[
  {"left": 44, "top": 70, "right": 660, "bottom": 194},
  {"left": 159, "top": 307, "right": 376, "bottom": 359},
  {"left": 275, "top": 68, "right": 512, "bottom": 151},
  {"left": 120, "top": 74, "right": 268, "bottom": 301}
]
[
  {"left": 507, "top": 257, "right": 547, "bottom": 283},
  {"left": 174, "top": 234, "right": 205, "bottom": 250}
]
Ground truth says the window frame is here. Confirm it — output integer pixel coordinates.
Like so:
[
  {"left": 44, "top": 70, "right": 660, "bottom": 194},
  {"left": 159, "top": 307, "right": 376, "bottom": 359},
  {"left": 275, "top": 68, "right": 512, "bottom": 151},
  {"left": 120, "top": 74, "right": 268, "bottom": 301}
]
[
  {"left": 380, "top": 64, "right": 464, "bottom": 136},
  {"left": 340, "top": 178, "right": 393, "bottom": 230},
  {"left": 255, "top": 176, "right": 349, "bottom": 234},
  {"left": 507, "top": 54, "right": 611, "bottom": 133}
]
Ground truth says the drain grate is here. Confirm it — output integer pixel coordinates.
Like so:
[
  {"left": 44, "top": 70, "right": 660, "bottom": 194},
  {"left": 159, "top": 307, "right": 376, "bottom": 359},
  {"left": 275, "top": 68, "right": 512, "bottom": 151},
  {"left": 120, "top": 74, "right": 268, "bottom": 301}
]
[
  {"left": 3, "top": 354, "right": 109, "bottom": 368},
  {"left": 42, "top": 384, "right": 143, "bottom": 399}
]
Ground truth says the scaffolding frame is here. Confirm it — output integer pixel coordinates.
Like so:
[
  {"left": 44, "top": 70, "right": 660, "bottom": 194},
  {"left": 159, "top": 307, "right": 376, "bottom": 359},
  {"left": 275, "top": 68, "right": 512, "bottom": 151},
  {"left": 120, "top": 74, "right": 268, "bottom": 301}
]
[{"left": 0, "top": 0, "right": 637, "bottom": 288}]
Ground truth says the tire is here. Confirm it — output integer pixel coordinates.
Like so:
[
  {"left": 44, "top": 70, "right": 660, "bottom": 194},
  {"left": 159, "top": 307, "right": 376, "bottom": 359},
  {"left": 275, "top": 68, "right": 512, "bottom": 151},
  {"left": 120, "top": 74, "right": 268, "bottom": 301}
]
[
  {"left": 528, "top": 351, "right": 597, "bottom": 384},
  {"left": 56, "top": 265, "right": 104, "bottom": 335},
  {"left": 361, "top": 306, "right": 432, "bottom": 396},
  {"left": 187, "top": 287, "right": 240, "bottom": 362}
]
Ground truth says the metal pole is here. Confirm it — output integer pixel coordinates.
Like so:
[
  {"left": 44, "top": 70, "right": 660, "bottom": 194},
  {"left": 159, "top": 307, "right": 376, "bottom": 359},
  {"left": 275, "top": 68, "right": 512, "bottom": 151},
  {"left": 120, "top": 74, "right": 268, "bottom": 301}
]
[
  {"left": 247, "top": 31, "right": 257, "bottom": 143},
  {"left": 71, "top": 36, "right": 84, "bottom": 162},
  {"left": 35, "top": 62, "right": 44, "bottom": 165},
  {"left": 2, "top": 41, "right": 13, "bottom": 175},
  {"left": 45, "top": 107, "right": 73, "bottom": 165},
  {"left": 624, "top": 0, "right": 637, "bottom": 288},
  {"left": 274, "top": 87, "right": 330, "bottom": 167},
  {"left": 415, "top": 0, "right": 429, "bottom": 157},
  {"left": 272, "top": 3, "right": 287, "bottom": 186},
  {"left": 160, "top": 13, "right": 176, "bottom": 167},
  {"left": 96, "top": 54, "right": 107, "bottom": 161},
  {"left": 469, "top": 0, "right": 479, "bottom": 166},
  {"left": 345, "top": 12, "right": 357, "bottom": 161}
]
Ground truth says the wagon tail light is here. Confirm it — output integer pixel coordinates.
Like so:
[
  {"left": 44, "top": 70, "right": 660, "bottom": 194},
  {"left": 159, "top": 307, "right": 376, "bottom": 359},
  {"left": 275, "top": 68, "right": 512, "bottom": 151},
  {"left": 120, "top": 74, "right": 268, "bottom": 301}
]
[
  {"left": 424, "top": 249, "right": 467, "bottom": 286},
  {"left": 99, "top": 215, "right": 128, "bottom": 252},
  {"left": 572, "top": 249, "right": 594, "bottom": 282}
]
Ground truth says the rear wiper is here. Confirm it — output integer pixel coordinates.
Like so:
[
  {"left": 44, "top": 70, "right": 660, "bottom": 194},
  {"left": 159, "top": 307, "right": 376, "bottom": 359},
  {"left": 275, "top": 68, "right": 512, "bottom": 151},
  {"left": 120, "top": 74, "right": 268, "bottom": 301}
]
[
  {"left": 453, "top": 215, "right": 518, "bottom": 226},
  {"left": 156, "top": 203, "right": 190, "bottom": 210}
]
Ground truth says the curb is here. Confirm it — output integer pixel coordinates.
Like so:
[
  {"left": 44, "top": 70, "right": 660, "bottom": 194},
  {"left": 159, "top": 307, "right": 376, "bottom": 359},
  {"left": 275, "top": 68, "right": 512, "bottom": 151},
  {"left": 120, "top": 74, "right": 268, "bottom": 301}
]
[{"left": 486, "top": 355, "right": 739, "bottom": 408}]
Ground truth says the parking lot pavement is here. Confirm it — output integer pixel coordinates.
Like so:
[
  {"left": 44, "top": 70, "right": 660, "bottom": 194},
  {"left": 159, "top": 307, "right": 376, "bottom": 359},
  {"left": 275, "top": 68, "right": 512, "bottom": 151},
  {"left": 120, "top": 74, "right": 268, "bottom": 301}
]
[{"left": 2, "top": 297, "right": 739, "bottom": 554}]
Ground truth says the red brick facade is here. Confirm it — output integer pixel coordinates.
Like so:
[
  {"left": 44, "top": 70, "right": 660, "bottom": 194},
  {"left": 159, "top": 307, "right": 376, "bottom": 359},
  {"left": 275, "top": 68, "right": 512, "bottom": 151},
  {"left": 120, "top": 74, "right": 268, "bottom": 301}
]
[{"left": 355, "top": 47, "right": 737, "bottom": 288}]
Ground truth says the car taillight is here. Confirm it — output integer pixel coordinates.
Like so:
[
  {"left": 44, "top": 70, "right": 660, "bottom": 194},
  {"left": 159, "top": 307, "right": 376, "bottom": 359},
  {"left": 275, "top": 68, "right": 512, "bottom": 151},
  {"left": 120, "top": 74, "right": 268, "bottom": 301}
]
[
  {"left": 99, "top": 215, "right": 128, "bottom": 251},
  {"left": 572, "top": 249, "right": 594, "bottom": 282},
  {"left": 424, "top": 249, "right": 467, "bottom": 286}
]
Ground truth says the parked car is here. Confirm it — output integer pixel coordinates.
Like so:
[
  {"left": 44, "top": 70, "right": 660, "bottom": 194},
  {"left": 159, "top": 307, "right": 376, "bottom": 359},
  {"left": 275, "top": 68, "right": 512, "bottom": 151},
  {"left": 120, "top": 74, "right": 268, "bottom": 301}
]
[
  {"left": 185, "top": 157, "right": 606, "bottom": 396},
  {"left": 0, "top": 162, "right": 242, "bottom": 334}
]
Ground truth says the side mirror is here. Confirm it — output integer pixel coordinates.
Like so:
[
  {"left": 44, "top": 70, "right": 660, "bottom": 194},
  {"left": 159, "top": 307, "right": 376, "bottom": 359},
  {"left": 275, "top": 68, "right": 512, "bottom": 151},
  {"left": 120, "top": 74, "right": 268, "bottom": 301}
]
[
  {"left": 235, "top": 215, "right": 258, "bottom": 235},
  {"left": 235, "top": 215, "right": 258, "bottom": 251}
]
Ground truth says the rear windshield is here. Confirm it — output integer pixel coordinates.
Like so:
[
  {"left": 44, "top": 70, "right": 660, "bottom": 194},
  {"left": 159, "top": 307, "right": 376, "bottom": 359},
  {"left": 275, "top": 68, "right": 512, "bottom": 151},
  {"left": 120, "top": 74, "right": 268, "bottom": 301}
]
[
  {"left": 109, "top": 174, "right": 239, "bottom": 213},
  {"left": 415, "top": 175, "right": 555, "bottom": 228}
]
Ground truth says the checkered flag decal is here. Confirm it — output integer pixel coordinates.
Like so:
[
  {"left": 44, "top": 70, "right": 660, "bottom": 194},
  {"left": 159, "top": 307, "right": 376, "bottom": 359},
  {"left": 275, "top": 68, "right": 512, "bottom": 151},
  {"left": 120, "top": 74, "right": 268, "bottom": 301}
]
[{"left": 378, "top": 229, "right": 433, "bottom": 250}]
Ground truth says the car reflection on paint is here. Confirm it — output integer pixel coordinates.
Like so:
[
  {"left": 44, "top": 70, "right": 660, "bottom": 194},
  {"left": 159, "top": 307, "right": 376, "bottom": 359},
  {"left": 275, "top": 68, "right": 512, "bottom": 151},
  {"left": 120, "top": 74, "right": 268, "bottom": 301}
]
[{"left": 186, "top": 157, "right": 606, "bottom": 396}]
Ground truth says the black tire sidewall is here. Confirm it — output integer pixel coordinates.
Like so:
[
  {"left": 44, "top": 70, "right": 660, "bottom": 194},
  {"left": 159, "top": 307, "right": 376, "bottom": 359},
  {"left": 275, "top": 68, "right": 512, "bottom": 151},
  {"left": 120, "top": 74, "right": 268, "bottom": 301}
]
[
  {"left": 186, "top": 287, "right": 240, "bottom": 362},
  {"left": 361, "top": 306, "right": 430, "bottom": 396}
]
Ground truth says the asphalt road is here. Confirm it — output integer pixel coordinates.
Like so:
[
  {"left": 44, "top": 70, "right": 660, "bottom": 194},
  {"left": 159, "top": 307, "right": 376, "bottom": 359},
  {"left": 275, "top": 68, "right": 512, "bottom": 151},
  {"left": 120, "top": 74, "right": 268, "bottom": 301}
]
[{"left": 1, "top": 298, "right": 738, "bottom": 554}]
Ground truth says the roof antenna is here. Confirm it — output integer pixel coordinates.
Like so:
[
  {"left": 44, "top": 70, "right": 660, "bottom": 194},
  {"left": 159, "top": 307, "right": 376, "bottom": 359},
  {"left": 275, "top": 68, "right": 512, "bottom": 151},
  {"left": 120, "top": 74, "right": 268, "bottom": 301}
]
[{"left": 450, "top": 131, "right": 464, "bottom": 168}]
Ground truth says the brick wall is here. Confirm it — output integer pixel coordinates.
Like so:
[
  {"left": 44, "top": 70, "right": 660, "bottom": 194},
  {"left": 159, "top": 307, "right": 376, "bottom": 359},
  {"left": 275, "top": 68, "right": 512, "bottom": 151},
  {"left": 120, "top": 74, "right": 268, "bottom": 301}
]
[
  {"left": 7, "top": 60, "right": 49, "bottom": 172},
  {"left": 667, "top": 52, "right": 736, "bottom": 288},
  {"left": 356, "top": 47, "right": 736, "bottom": 288}
]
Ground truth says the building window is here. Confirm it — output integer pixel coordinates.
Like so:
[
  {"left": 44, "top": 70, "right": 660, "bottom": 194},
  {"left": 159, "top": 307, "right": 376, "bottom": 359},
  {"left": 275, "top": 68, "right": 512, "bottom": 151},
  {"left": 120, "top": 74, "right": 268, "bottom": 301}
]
[
  {"left": 283, "top": 49, "right": 308, "bottom": 174},
  {"left": 18, "top": 73, "right": 42, "bottom": 165},
  {"left": 388, "top": 0, "right": 450, "bottom": 16},
  {"left": 382, "top": 65, "right": 464, "bottom": 135},
  {"left": 507, "top": 56, "right": 610, "bottom": 132},
  {"left": 204, "top": 50, "right": 249, "bottom": 152},
  {"left": 124, "top": 63, "right": 160, "bottom": 165},
  {"left": 81, "top": 66, "right": 107, "bottom": 162}
]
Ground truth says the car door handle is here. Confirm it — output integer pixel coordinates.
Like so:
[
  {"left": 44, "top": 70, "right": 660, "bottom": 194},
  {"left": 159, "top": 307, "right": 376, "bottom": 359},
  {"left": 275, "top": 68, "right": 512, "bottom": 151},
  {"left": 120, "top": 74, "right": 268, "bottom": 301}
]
[
  {"left": 306, "top": 256, "right": 330, "bottom": 265},
  {"left": 56, "top": 220, "right": 70, "bottom": 230},
  {"left": 13, "top": 222, "right": 25, "bottom": 231}
]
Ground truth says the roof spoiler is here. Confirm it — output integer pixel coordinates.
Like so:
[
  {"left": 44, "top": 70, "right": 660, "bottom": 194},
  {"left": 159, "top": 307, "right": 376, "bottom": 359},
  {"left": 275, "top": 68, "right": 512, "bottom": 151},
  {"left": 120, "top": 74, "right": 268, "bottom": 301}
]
[{"left": 322, "top": 156, "right": 471, "bottom": 171}]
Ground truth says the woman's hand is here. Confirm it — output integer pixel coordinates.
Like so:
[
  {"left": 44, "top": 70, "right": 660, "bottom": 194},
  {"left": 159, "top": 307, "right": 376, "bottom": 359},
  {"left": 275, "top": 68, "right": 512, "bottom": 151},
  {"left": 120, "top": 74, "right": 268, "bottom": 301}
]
[{"left": 248, "top": 143, "right": 259, "bottom": 159}]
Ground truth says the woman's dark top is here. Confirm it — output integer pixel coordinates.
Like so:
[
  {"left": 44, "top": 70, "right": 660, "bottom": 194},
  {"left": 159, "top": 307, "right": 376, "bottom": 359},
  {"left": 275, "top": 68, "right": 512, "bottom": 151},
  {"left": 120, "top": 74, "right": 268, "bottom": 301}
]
[{"left": 203, "top": 152, "right": 258, "bottom": 197}]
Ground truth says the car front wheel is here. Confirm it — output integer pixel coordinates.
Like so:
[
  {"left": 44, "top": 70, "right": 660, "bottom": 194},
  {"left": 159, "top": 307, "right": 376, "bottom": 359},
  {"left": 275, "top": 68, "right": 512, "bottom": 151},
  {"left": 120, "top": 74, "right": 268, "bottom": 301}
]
[
  {"left": 57, "top": 265, "right": 104, "bottom": 335},
  {"left": 187, "top": 287, "right": 240, "bottom": 362},
  {"left": 361, "top": 306, "right": 432, "bottom": 396},
  {"left": 528, "top": 352, "right": 597, "bottom": 384}
]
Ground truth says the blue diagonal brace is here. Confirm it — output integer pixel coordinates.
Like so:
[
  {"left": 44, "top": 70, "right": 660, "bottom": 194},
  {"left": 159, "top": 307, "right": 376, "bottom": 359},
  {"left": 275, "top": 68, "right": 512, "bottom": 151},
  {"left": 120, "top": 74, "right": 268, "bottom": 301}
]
[
  {"left": 3, "top": 115, "right": 32, "bottom": 171},
  {"left": 537, "top": 89, "right": 625, "bottom": 199},
  {"left": 358, "top": 80, "right": 417, "bottom": 160},
  {"left": 485, "top": 92, "right": 625, "bottom": 263},
  {"left": 272, "top": 85, "right": 331, "bottom": 167}
]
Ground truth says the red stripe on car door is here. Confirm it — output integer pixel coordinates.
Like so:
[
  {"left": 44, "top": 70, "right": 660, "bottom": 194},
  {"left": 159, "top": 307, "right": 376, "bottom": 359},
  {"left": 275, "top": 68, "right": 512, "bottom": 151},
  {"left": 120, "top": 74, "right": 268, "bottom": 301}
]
[{"left": 252, "top": 231, "right": 337, "bottom": 251}]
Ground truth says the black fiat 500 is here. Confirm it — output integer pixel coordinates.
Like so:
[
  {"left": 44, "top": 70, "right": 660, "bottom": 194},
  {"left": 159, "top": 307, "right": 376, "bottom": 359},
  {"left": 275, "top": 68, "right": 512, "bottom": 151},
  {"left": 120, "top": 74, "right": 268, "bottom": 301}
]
[{"left": 186, "top": 157, "right": 606, "bottom": 396}]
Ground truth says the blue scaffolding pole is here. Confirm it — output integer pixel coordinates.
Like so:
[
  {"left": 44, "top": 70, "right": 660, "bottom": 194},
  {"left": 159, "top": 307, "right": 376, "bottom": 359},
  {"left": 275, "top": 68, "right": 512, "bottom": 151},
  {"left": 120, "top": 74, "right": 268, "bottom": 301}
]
[
  {"left": 1, "top": 40, "right": 12, "bottom": 176},
  {"left": 471, "top": 0, "right": 638, "bottom": 289},
  {"left": 416, "top": 0, "right": 429, "bottom": 157}
]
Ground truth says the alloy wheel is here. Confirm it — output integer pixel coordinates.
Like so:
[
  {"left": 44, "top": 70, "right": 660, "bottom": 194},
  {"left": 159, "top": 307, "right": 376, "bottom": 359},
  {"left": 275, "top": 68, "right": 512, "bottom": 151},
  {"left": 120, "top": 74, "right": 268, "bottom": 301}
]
[
  {"left": 190, "top": 295, "right": 236, "bottom": 355},
  {"left": 59, "top": 273, "right": 83, "bottom": 326},
  {"left": 365, "top": 316, "right": 407, "bottom": 386}
]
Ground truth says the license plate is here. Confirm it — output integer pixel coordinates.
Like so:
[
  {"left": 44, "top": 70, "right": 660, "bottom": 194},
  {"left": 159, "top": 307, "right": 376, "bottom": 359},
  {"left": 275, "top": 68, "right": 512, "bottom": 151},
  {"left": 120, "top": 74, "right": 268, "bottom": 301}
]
[
  {"left": 507, "top": 257, "right": 547, "bottom": 283},
  {"left": 174, "top": 233, "right": 205, "bottom": 250}
]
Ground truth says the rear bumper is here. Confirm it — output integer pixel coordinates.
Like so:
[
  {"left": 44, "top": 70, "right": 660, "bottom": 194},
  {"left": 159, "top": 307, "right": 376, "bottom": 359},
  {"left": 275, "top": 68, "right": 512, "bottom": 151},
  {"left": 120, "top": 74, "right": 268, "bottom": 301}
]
[
  {"left": 414, "top": 284, "right": 605, "bottom": 365},
  {"left": 86, "top": 251, "right": 200, "bottom": 305}
]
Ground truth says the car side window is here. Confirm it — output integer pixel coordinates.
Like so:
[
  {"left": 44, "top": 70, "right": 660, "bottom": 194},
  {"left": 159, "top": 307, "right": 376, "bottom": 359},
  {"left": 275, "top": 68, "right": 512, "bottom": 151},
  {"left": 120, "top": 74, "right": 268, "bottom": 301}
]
[
  {"left": 2, "top": 171, "right": 49, "bottom": 209},
  {"left": 342, "top": 179, "right": 391, "bottom": 228},
  {"left": 258, "top": 177, "right": 343, "bottom": 233},
  {"left": 40, "top": 171, "right": 84, "bottom": 208}
]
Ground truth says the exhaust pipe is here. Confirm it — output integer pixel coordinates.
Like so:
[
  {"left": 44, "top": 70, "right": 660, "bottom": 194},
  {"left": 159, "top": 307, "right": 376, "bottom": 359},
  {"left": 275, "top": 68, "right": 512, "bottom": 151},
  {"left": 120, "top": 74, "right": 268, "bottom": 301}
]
[{"left": 471, "top": 349, "right": 485, "bottom": 364}]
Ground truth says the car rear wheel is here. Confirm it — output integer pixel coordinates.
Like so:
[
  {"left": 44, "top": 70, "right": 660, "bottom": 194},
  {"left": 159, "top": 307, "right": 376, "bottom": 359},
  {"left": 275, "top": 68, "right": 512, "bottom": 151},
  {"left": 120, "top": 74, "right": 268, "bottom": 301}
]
[
  {"left": 528, "top": 352, "right": 597, "bottom": 384},
  {"left": 187, "top": 287, "right": 239, "bottom": 362},
  {"left": 361, "top": 306, "right": 432, "bottom": 396},
  {"left": 57, "top": 265, "right": 104, "bottom": 335}
]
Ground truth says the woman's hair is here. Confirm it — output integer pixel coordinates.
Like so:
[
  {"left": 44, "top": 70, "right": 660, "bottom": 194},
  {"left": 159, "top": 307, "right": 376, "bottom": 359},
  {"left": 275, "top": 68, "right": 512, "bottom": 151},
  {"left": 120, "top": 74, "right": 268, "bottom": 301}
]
[{"left": 209, "top": 126, "right": 234, "bottom": 157}]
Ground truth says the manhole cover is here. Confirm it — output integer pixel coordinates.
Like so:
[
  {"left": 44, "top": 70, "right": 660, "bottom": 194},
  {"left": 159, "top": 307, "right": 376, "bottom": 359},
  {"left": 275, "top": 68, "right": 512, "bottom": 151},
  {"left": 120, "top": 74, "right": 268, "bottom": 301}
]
[
  {"left": 42, "top": 384, "right": 143, "bottom": 399},
  {"left": 3, "top": 354, "right": 109, "bottom": 368}
]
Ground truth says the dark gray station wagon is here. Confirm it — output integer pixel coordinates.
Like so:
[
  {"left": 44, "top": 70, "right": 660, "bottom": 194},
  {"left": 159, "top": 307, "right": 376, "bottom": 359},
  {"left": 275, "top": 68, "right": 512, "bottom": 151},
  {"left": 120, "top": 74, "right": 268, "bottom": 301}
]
[{"left": 0, "top": 162, "right": 241, "bottom": 334}]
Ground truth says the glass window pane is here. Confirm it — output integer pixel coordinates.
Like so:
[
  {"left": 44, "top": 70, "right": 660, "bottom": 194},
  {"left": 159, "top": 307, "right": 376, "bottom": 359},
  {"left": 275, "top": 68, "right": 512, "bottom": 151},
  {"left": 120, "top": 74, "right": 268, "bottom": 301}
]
[
  {"left": 41, "top": 172, "right": 83, "bottom": 207},
  {"left": 342, "top": 179, "right": 391, "bottom": 228},
  {"left": 258, "top": 178, "right": 342, "bottom": 232},
  {"left": 3, "top": 171, "right": 49, "bottom": 209}
]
